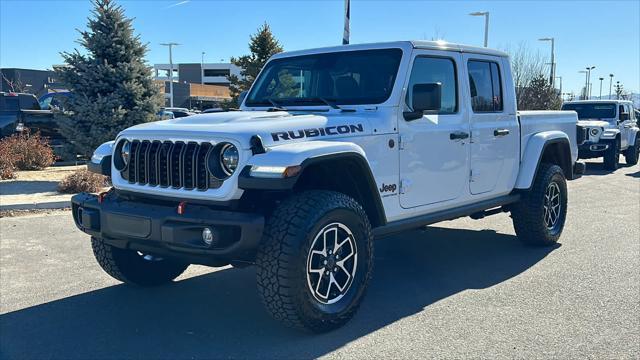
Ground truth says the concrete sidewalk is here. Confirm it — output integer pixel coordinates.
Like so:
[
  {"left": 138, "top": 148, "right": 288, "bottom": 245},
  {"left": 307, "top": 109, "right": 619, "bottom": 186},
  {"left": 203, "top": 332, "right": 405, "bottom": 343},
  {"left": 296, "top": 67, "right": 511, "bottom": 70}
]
[{"left": 0, "top": 166, "right": 84, "bottom": 211}]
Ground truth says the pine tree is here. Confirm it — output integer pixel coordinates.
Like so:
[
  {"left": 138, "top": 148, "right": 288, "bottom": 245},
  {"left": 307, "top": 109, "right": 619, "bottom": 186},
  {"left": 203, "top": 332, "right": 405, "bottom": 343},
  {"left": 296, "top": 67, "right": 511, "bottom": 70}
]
[
  {"left": 56, "top": 0, "right": 162, "bottom": 157},
  {"left": 227, "top": 23, "right": 283, "bottom": 105},
  {"left": 519, "top": 74, "right": 562, "bottom": 110}
]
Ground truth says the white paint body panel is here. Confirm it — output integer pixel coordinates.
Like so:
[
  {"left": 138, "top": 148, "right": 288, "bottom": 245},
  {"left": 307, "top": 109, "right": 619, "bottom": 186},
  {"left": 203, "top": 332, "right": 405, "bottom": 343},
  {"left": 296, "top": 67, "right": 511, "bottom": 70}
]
[{"left": 100, "top": 41, "right": 579, "bottom": 224}]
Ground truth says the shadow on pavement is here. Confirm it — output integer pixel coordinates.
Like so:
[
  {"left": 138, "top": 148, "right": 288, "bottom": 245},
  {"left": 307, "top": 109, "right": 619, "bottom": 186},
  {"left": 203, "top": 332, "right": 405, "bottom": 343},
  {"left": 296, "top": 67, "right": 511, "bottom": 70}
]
[
  {"left": 582, "top": 160, "right": 635, "bottom": 176},
  {"left": 0, "top": 180, "right": 60, "bottom": 196},
  {"left": 0, "top": 226, "right": 558, "bottom": 359}
]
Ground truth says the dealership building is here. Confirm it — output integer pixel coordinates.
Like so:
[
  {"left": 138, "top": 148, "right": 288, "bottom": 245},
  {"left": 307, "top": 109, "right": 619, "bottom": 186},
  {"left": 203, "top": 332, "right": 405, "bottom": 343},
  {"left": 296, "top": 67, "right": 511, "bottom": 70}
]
[{"left": 153, "top": 63, "right": 241, "bottom": 109}]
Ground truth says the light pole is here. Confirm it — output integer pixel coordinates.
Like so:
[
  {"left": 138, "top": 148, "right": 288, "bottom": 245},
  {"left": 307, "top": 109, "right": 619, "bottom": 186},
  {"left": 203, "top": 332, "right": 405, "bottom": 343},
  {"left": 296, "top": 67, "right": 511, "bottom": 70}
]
[
  {"left": 201, "top": 52, "right": 205, "bottom": 86},
  {"left": 598, "top": 77, "right": 604, "bottom": 98},
  {"left": 160, "top": 42, "right": 180, "bottom": 107},
  {"left": 585, "top": 66, "right": 595, "bottom": 99},
  {"left": 609, "top": 74, "right": 614, "bottom": 99},
  {"left": 579, "top": 70, "right": 588, "bottom": 100},
  {"left": 555, "top": 76, "right": 562, "bottom": 95},
  {"left": 469, "top": 11, "right": 489, "bottom": 47},
  {"left": 539, "top": 37, "right": 555, "bottom": 88}
]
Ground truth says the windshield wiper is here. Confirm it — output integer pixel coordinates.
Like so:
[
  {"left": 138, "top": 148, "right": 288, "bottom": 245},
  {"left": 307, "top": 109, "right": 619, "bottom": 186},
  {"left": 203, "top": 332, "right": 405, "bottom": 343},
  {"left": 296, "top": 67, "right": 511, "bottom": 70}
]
[
  {"left": 266, "top": 98, "right": 287, "bottom": 111},
  {"left": 290, "top": 97, "right": 356, "bottom": 112}
]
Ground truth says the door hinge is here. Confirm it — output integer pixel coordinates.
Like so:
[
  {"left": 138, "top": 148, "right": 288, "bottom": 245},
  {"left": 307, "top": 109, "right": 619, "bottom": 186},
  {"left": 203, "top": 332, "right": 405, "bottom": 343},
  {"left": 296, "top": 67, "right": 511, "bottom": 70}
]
[
  {"left": 469, "top": 169, "right": 474, "bottom": 182},
  {"left": 399, "top": 178, "right": 409, "bottom": 194},
  {"left": 398, "top": 135, "right": 405, "bottom": 150}
]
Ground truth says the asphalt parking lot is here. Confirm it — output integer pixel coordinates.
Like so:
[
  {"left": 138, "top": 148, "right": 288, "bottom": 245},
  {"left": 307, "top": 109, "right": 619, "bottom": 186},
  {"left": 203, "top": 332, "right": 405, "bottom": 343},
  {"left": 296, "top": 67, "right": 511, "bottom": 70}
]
[{"left": 1, "top": 161, "right": 638, "bottom": 359}]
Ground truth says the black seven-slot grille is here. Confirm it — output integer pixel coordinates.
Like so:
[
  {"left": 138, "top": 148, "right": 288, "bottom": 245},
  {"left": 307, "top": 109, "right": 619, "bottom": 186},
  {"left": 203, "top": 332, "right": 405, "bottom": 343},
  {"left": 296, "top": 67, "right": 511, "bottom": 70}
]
[{"left": 122, "top": 140, "right": 221, "bottom": 190}]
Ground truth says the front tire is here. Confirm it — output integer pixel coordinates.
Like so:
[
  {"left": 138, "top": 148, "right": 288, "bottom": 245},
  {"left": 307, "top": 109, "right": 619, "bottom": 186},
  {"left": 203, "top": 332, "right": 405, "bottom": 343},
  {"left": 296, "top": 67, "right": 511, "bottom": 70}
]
[
  {"left": 604, "top": 139, "right": 620, "bottom": 170},
  {"left": 91, "top": 237, "right": 189, "bottom": 286},
  {"left": 256, "top": 190, "right": 373, "bottom": 332},
  {"left": 511, "top": 163, "right": 568, "bottom": 246},
  {"left": 624, "top": 137, "right": 639, "bottom": 165}
]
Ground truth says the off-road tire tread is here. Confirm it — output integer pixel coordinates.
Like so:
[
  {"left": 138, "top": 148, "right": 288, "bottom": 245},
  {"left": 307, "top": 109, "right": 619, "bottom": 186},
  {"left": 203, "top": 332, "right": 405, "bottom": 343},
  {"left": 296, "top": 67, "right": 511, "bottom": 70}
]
[
  {"left": 91, "top": 237, "right": 188, "bottom": 286},
  {"left": 511, "top": 163, "right": 567, "bottom": 246},
  {"left": 604, "top": 139, "right": 620, "bottom": 170},
  {"left": 624, "top": 136, "right": 639, "bottom": 165},
  {"left": 256, "top": 190, "right": 373, "bottom": 332}
]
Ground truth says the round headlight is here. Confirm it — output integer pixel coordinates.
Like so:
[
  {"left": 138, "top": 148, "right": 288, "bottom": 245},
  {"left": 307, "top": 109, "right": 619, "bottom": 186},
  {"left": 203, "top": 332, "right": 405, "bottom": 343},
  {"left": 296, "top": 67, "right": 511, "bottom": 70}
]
[
  {"left": 220, "top": 143, "right": 239, "bottom": 176},
  {"left": 590, "top": 128, "right": 599, "bottom": 136},
  {"left": 113, "top": 139, "right": 131, "bottom": 171},
  {"left": 121, "top": 140, "right": 131, "bottom": 164}
]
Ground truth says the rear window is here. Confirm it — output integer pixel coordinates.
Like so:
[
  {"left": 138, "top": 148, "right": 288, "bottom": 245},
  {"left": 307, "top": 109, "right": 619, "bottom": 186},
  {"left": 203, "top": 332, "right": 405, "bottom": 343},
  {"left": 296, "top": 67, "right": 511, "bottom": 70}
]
[
  {"left": 19, "top": 94, "right": 40, "bottom": 110},
  {"left": 0, "top": 96, "right": 20, "bottom": 111}
]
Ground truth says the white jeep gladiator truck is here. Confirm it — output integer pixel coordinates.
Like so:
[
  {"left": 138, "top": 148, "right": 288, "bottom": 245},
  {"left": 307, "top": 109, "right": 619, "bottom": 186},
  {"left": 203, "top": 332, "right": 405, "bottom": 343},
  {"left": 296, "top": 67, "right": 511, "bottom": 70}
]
[
  {"left": 74, "top": 41, "right": 583, "bottom": 332},
  {"left": 561, "top": 100, "right": 639, "bottom": 169}
]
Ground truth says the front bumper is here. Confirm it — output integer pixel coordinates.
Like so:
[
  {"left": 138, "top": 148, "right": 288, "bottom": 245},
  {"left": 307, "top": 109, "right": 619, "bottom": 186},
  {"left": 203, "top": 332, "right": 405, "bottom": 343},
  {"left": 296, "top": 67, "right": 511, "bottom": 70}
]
[
  {"left": 578, "top": 141, "right": 611, "bottom": 159},
  {"left": 71, "top": 192, "right": 264, "bottom": 265}
]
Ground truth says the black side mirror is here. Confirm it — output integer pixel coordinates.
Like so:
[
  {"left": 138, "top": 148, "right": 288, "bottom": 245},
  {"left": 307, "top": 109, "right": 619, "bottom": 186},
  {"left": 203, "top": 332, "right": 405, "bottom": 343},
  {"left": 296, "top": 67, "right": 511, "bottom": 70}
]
[
  {"left": 403, "top": 83, "right": 442, "bottom": 121},
  {"left": 238, "top": 91, "right": 248, "bottom": 107},
  {"left": 620, "top": 112, "right": 630, "bottom": 121}
]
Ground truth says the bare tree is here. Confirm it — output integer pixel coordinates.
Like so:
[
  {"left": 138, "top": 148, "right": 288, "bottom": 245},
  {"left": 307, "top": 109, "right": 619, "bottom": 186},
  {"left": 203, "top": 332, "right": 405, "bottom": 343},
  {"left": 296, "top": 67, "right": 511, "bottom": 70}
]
[
  {"left": 1, "top": 71, "right": 29, "bottom": 93},
  {"left": 504, "top": 42, "right": 557, "bottom": 110}
]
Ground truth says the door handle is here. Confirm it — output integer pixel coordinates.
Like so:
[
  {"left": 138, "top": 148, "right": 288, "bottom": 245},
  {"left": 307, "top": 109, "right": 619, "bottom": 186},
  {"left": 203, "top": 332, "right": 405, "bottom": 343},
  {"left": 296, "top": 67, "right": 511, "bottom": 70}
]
[
  {"left": 494, "top": 129, "right": 510, "bottom": 137},
  {"left": 450, "top": 131, "right": 469, "bottom": 140}
]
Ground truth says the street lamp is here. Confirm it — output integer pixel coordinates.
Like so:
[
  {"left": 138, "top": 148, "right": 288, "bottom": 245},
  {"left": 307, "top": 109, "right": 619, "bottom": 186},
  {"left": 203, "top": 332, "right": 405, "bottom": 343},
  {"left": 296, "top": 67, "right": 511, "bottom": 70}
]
[
  {"left": 201, "top": 51, "right": 205, "bottom": 86},
  {"left": 579, "top": 70, "right": 588, "bottom": 100},
  {"left": 469, "top": 11, "right": 489, "bottom": 47},
  {"left": 555, "top": 76, "right": 562, "bottom": 95},
  {"left": 160, "top": 42, "right": 181, "bottom": 107},
  {"left": 598, "top": 77, "right": 604, "bottom": 98},
  {"left": 609, "top": 74, "right": 614, "bottom": 99},
  {"left": 585, "top": 66, "right": 595, "bottom": 99},
  {"left": 539, "top": 37, "right": 555, "bottom": 88}
]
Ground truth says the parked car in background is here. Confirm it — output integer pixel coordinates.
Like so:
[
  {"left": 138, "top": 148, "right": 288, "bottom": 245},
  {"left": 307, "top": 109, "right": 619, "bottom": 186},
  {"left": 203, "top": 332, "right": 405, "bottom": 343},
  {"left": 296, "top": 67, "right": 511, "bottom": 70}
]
[
  {"left": 0, "top": 92, "right": 64, "bottom": 146},
  {"left": 39, "top": 91, "right": 72, "bottom": 110},
  {"left": 562, "top": 100, "right": 639, "bottom": 168},
  {"left": 162, "top": 107, "right": 195, "bottom": 118},
  {"left": 157, "top": 110, "right": 175, "bottom": 120}
]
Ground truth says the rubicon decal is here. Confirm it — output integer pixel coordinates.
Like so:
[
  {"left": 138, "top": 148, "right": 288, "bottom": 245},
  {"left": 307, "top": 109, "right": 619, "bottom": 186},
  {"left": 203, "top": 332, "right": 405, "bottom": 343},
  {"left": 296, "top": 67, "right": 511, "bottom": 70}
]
[{"left": 271, "top": 124, "right": 364, "bottom": 141}]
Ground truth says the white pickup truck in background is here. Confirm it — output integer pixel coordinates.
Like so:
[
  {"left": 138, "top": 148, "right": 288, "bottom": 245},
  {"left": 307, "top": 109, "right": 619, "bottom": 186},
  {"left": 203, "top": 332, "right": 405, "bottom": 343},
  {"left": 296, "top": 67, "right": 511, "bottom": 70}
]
[{"left": 76, "top": 41, "right": 583, "bottom": 332}]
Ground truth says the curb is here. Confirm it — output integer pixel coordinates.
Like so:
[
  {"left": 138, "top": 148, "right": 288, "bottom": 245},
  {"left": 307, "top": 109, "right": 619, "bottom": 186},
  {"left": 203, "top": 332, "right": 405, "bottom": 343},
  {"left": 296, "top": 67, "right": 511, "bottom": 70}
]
[{"left": 0, "top": 201, "right": 71, "bottom": 212}]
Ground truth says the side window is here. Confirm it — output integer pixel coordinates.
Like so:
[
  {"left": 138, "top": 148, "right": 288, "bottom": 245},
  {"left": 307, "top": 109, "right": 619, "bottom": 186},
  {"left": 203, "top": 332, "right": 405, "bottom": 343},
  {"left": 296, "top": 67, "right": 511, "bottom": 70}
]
[
  {"left": 619, "top": 105, "right": 625, "bottom": 119},
  {"left": 468, "top": 60, "right": 503, "bottom": 112},
  {"left": 406, "top": 56, "right": 458, "bottom": 114}
]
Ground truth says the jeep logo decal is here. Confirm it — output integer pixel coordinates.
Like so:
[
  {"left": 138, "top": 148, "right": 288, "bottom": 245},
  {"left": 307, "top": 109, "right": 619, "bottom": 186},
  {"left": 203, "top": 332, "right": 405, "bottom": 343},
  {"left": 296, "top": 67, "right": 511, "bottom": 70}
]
[
  {"left": 379, "top": 183, "right": 397, "bottom": 193},
  {"left": 271, "top": 124, "right": 364, "bottom": 142}
]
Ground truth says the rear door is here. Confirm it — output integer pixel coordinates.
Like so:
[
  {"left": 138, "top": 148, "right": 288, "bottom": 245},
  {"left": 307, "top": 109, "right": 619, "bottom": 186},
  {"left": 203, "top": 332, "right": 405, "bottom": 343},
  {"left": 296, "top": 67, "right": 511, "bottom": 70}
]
[
  {"left": 399, "top": 50, "right": 470, "bottom": 208},
  {"left": 464, "top": 55, "right": 519, "bottom": 196}
]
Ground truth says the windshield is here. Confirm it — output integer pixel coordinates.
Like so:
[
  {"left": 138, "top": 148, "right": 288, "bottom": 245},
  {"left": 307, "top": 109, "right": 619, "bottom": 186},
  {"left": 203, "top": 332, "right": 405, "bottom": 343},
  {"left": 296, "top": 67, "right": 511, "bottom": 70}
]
[
  {"left": 245, "top": 48, "right": 403, "bottom": 107},
  {"left": 562, "top": 103, "right": 616, "bottom": 119}
]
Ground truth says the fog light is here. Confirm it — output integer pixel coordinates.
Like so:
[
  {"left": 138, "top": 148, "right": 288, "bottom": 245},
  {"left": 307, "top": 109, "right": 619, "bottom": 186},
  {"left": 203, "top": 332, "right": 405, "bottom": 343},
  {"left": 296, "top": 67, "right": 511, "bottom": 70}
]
[{"left": 202, "top": 227, "right": 214, "bottom": 245}]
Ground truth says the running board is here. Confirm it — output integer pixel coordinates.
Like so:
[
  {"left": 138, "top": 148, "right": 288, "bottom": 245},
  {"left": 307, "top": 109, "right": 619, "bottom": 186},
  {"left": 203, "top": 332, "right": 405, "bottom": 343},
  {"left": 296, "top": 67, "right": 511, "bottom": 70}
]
[{"left": 373, "top": 194, "right": 520, "bottom": 238}]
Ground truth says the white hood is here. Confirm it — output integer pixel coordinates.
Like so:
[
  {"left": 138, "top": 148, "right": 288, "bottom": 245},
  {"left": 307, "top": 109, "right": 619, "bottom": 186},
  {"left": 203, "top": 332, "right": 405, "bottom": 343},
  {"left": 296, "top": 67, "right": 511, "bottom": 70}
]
[
  {"left": 117, "top": 111, "right": 373, "bottom": 148},
  {"left": 577, "top": 119, "right": 612, "bottom": 128}
]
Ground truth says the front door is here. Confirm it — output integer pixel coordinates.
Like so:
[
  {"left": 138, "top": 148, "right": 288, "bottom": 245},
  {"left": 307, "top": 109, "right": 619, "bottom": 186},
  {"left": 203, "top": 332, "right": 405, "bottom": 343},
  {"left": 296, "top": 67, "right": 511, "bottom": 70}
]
[
  {"left": 464, "top": 56, "right": 519, "bottom": 196},
  {"left": 399, "top": 51, "right": 470, "bottom": 208}
]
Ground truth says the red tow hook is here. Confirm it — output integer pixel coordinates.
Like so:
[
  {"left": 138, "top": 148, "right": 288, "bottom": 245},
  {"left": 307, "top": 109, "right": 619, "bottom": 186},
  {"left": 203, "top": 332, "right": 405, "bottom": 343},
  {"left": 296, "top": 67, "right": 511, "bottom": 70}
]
[
  {"left": 177, "top": 201, "right": 187, "bottom": 215},
  {"left": 97, "top": 192, "right": 109, "bottom": 204}
]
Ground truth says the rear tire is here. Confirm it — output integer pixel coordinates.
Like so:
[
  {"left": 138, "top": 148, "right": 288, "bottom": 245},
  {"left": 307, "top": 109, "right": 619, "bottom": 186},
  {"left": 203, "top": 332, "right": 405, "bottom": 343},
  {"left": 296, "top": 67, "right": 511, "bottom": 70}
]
[
  {"left": 91, "top": 237, "right": 188, "bottom": 286},
  {"left": 256, "top": 190, "right": 373, "bottom": 333},
  {"left": 624, "top": 137, "right": 639, "bottom": 165},
  {"left": 511, "top": 163, "right": 567, "bottom": 246},
  {"left": 604, "top": 139, "right": 620, "bottom": 170}
]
